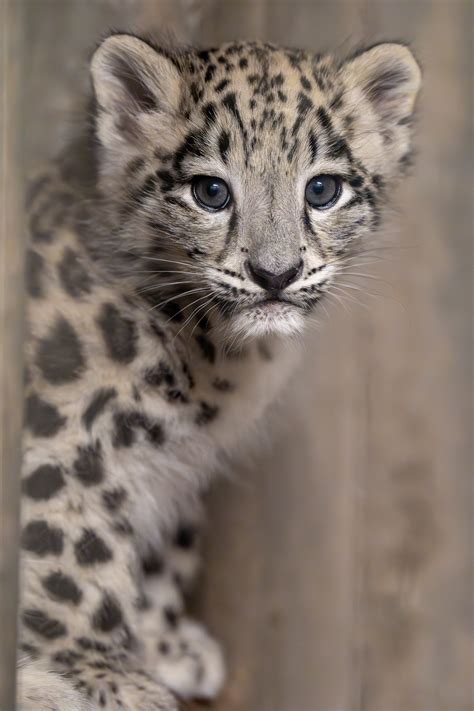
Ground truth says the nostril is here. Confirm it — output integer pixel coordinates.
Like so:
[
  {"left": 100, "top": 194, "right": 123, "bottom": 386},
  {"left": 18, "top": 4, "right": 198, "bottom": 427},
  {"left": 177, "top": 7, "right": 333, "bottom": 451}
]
[{"left": 246, "top": 260, "right": 303, "bottom": 291}]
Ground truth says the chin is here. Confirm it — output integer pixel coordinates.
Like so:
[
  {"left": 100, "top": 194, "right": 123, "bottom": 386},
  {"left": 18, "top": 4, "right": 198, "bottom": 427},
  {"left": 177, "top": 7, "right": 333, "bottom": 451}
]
[{"left": 228, "top": 301, "right": 306, "bottom": 341}]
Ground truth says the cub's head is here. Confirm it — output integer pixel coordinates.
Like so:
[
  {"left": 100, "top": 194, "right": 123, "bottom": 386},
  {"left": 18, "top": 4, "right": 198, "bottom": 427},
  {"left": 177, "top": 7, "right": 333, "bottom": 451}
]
[{"left": 90, "top": 34, "right": 421, "bottom": 339}]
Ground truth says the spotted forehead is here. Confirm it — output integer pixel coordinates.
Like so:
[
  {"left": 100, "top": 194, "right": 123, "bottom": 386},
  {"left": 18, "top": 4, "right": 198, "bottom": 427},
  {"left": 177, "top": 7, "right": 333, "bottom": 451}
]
[{"left": 178, "top": 42, "right": 342, "bottom": 170}]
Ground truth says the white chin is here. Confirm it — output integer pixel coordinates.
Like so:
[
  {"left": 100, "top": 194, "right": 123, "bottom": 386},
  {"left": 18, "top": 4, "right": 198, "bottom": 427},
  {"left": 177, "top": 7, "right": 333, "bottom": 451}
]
[{"left": 228, "top": 302, "right": 306, "bottom": 340}]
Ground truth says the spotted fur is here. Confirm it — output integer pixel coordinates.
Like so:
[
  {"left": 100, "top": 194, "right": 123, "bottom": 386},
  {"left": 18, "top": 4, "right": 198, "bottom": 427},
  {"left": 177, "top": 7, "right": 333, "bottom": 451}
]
[{"left": 18, "top": 34, "right": 420, "bottom": 710}]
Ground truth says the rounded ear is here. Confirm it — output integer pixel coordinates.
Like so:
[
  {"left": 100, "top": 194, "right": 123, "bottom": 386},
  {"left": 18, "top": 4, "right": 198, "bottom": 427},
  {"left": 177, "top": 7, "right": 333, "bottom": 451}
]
[
  {"left": 91, "top": 34, "right": 182, "bottom": 116},
  {"left": 343, "top": 43, "right": 421, "bottom": 124}
]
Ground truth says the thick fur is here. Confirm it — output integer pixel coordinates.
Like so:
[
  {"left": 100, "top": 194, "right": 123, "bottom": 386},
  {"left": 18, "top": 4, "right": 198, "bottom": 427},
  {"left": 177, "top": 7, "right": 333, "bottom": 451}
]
[{"left": 19, "top": 36, "right": 420, "bottom": 709}]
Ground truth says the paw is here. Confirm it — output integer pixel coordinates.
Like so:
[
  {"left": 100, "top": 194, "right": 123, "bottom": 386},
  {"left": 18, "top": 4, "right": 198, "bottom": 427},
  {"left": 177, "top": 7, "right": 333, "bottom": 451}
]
[
  {"left": 109, "top": 672, "right": 178, "bottom": 711},
  {"left": 155, "top": 619, "right": 226, "bottom": 701},
  {"left": 17, "top": 659, "right": 94, "bottom": 711},
  {"left": 71, "top": 667, "right": 178, "bottom": 711}
]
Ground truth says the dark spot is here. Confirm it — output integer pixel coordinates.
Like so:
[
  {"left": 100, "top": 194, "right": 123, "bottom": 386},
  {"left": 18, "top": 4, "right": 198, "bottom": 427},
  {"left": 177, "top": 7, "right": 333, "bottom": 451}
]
[
  {"left": 75, "top": 637, "right": 110, "bottom": 653},
  {"left": 108, "top": 53, "right": 158, "bottom": 111},
  {"left": 218, "top": 130, "right": 231, "bottom": 164},
  {"left": 159, "top": 300, "right": 184, "bottom": 321},
  {"left": 20, "top": 643, "right": 39, "bottom": 658},
  {"left": 74, "top": 528, "right": 113, "bottom": 566},
  {"left": 330, "top": 135, "right": 350, "bottom": 159},
  {"left": 163, "top": 606, "right": 179, "bottom": 628},
  {"left": 308, "top": 130, "right": 318, "bottom": 163},
  {"left": 42, "top": 571, "right": 82, "bottom": 605},
  {"left": 203, "top": 101, "right": 217, "bottom": 124},
  {"left": 372, "top": 173, "right": 385, "bottom": 190},
  {"left": 142, "top": 552, "right": 164, "bottom": 576},
  {"left": 212, "top": 377, "right": 234, "bottom": 392},
  {"left": 112, "top": 410, "right": 165, "bottom": 448},
  {"left": 317, "top": 106, "right": 333, "bottom": 133},
  {"left": 73, "top": 441, "right": 104, "bottom": 487},
  {"left": 329, "top": 91, "right": 344, "bottom": 111},
  {"left": 128, "top": 174, "right": 157, "bottom": 209},
  {"left": 112, "top": 411, "right": 134, "bottom": 448},
  {"left": 174, "top": 525, "right": 197, "bottom": 549},
  {"left": 36, "top": 317, "right": 86, "bottom": 384},
  {"left": 190, "top": 81, "right": 202, "bottom": 103},
  {"left": 97, "top": 303, "right": 138, "bottom": 364},
  {"left": 25, "top": 393, "right": 67, "bottom": 437},
  {"left": 215, "top": 78, "right": 230, "bottom": 93},
  {"left": 222, "top": 92, "right": 247, "bottom": 145},
  {"left": 58, "top": 248, "right": 92, "bottom": 298},
  {"left": 195, "top": 401, "right": 219, "bottom": 426},
  {"left": 300, "top": 75, "right": 312, "bottom": 91},
  {"left": 156, "top": 170, "right": 175, "bottom": 192},
  {"left": 22, "top": 464, "right": 65, "bottom": 500},
  {"left": 173, "top": 131, "right": 207, "bottom": 172},
  {"left": 92, "top": 594, "right": 123, "bottom": 633},
  {"left": 53, "top": 649, "right": 84, "bottom": 666},
  {"left": 22, "top": 609, "right": 67, "bottom": 639},
  {"left": 101, "top": 487, "right": 127, "bottom": 512},
  {"left": 126, "top": 157, "right": 145, "bottom": 175},
  {"left": 158, "top": 641, "right": 170, "bottom": 655},
  {"left": 82, "top": 388, "right": 117, "bottom": 430},
  {"left": 144, "top": 361, "right": 175, "bottom": 388},
  {"left": 21, "top": 520, "right": 64, "bottom": 556},
  {"left": 195, "top": 334, "right": 215, "bottom": 363},
  {"left": 99, "top": 690, "right": 107, "bottom": 707},
  {"left": 204, "top": 64, "right": 216, "bottom": 83},
  {"left": 349, "top": 175, "right": 364, "bottom": 189},
  {"left": 112, "top": 518, "right": 134, "bottom": 536},
  {"left": 25, "top": 249, "right": 45, "bottom": 298}
]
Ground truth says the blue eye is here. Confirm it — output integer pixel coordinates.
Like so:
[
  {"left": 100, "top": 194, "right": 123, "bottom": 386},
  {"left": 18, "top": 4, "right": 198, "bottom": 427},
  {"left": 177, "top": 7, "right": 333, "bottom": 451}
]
[
  {"left": 305, "top": 175, "right": 341, "bottom": 209},
  {"left": 192, "top": 176, "right": 231, "bottom": 210}
]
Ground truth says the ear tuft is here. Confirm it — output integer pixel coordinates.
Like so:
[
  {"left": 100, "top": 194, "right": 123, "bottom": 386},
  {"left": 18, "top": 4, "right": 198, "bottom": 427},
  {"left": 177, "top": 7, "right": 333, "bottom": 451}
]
[{"left": 344, "top": 43, "right": 421, "bottom": 123}]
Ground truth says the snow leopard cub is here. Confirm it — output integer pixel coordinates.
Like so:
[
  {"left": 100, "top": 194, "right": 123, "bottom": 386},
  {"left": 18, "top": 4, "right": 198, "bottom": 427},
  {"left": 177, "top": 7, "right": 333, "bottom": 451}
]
[{"left": 18, "top": 33, "right": 420, "bottom": 710}]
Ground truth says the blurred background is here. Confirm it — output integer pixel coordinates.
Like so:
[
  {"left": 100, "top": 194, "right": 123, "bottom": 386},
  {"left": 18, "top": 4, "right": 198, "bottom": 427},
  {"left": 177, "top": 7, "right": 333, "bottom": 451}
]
[{"left": 1, "top": 1, "right": 472, "bottom": 710}]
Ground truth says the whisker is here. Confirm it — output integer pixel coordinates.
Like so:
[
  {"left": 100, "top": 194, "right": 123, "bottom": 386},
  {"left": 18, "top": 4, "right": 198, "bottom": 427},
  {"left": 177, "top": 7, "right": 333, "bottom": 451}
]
[
  {"left": 147, "top": 287, "right": 209, "bottom": 314},
  {"left": 136, "top": 279, "right": 200, "bottom": 295},
  {"left": 172, "top": 294, "right": 216, "bottom": 343}
]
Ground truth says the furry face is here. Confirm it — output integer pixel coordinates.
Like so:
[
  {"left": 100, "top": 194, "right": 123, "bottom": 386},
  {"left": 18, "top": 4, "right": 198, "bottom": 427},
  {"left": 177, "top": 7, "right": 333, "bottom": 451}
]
[{"left": 91, "top": 35, "right": 420, "bottom": 340}]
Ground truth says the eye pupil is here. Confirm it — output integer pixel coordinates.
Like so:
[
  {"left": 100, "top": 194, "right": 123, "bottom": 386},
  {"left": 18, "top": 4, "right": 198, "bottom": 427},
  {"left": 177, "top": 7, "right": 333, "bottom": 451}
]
[
  {"left": 207, "top": 183, "right": 220, "bottom": 196},
  {"left": 192, "top": 176, "right": 230, "bottom": 210},
  {"left": 305, "top": 174, "right": 340, "bottom": 209}
]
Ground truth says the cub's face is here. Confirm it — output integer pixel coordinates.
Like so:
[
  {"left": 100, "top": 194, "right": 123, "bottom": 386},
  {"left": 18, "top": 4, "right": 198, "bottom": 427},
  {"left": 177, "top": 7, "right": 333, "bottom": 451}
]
[{"left": 91, "top": 35, "right": 420, "bottom": 339}]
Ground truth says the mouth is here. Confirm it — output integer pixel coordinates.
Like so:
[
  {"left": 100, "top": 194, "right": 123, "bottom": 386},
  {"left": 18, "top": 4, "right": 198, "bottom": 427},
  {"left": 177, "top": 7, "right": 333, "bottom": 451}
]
[{"left": 229, "top": 295, "right": 306, "bottom": 339}]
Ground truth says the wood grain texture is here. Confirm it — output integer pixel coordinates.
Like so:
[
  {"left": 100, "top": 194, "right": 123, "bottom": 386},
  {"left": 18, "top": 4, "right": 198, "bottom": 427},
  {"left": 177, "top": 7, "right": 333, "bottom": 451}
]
[
  {"left": 0, "top": 2, "right": 25, "bottom": 708},
  {"left": 18, "top": 2, "right": 473, "bottom": 710}
]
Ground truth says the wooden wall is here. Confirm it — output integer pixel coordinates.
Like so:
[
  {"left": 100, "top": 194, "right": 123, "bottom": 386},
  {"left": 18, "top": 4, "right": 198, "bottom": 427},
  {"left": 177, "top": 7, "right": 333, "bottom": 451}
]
[
  {"left": 2, "top": 1, "right": 472, "bottom": 709},
  {"left": 0, "top": 2, "right": 25, "bottom": 708}
]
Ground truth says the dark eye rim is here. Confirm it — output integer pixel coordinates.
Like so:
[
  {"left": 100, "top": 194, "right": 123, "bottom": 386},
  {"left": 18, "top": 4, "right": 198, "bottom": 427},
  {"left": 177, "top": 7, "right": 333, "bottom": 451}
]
[
  {"left": 305, "top": 174, "right": 342, "bottom": 210},
  {"left": 191, "top": 175, "right": 232, "bottom": 212}
]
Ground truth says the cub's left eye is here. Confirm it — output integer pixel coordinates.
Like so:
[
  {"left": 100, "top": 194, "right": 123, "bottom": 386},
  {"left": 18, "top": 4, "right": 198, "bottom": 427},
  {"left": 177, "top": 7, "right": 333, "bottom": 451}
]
[
  {"left": 305, "top": 175, "right": 341, "bottom": 209},
  {"left": 192, "top": 176, "right": 231, "bottom": 211}
]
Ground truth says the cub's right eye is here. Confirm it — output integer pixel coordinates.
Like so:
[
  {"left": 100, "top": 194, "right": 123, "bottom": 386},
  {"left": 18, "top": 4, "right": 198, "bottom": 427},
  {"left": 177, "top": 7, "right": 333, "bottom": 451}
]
[{"left": 192, "top": 176, "right": 231, "bottom": 211}]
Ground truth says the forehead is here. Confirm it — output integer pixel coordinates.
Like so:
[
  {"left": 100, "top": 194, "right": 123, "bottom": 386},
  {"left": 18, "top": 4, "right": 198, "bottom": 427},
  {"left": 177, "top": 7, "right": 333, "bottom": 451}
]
[
  {"left": 180, "top": 42, "right": 340, "bottom": 174},
  {"left": 186, "top": 42, "right": 329, "bottom": 113}
]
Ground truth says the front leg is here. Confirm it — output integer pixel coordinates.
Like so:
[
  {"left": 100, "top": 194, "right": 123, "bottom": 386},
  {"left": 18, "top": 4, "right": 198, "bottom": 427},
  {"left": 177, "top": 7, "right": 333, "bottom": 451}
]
[{"left": 139, "top": 525, "right": 226, "bottom": 701}]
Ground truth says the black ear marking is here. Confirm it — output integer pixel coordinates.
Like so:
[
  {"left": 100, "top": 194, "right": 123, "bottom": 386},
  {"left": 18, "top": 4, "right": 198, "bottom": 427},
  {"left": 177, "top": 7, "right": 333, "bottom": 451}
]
[
  {"left": 107, "top": 54, "right": 158, "bottom": 111},
  {"left": 91, "top": 34, "right": 183, "bottom": 149},
  {"left": 343, "top": 43, "right": 421, "bottom": 123}
]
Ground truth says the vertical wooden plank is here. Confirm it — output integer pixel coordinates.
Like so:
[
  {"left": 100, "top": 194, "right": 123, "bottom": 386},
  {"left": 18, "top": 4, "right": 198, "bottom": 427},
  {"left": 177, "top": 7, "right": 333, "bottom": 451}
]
[
  {"left": 0, "top": 1, "right": 25, "bottom": 708},
  {"left": 352, "top": 2, "right": 474, "bottom": 709}
]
